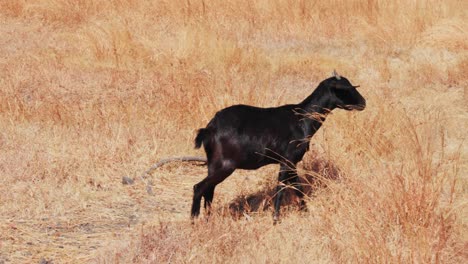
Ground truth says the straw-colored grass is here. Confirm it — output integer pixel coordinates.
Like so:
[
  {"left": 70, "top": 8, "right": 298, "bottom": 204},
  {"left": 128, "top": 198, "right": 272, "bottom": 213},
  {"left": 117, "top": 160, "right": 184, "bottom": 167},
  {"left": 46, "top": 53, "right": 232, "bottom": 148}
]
[{"left": 0, "top": 0, "right": 466, "bottom": 263}]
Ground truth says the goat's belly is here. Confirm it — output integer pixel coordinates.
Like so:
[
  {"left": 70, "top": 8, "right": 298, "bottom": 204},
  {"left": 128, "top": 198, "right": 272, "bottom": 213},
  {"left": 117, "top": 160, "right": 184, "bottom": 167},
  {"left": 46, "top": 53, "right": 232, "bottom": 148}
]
[
  {"left": 235, "top": 155, "right": 278, "bottom": 170},
  {"left": 218, "top": 135, "right": 283, "bottom": 169}
]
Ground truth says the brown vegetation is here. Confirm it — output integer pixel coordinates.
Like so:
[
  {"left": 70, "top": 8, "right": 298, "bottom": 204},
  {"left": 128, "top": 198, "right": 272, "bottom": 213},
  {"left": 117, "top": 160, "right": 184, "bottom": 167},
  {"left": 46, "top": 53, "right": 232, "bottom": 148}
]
[{"left": 0, "top": 0, "right": 466, "bottom": 263}]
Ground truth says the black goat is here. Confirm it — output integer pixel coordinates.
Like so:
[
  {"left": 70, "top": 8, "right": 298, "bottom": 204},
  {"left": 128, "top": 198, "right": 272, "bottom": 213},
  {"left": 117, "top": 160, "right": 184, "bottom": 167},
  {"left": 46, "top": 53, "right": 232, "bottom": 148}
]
[{"left": 192, "top": 71, "right": 366, "bottom": 222}]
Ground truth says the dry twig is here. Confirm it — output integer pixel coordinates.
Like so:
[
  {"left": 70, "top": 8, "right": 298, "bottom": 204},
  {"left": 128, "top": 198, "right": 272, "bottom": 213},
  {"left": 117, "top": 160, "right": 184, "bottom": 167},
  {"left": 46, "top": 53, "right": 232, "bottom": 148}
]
[{"left": 140, "top": 156, "right": 207, "bottom": 194}]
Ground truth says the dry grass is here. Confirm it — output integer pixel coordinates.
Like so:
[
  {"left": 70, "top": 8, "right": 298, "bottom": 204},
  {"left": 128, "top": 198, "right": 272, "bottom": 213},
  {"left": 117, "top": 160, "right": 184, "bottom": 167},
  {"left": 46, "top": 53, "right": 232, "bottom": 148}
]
[{"left": 0, "top": 0, "right": 467, "bottom": 263}]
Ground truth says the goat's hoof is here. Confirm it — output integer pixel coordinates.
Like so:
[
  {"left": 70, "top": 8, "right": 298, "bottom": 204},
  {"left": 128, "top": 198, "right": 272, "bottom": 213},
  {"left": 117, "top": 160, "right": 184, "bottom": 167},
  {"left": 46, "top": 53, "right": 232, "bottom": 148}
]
[
  {"left": 203, "top": 215, "right": 211, "bottom": 223},
  {"left": 299, "top": 205, "right": 308, "bottom": 212},
  {"left": 273, "top": 215, "right": 281, "bottom": 225},
  {"left": 190, "top": 214, "right": 199, "bottom": 225}
]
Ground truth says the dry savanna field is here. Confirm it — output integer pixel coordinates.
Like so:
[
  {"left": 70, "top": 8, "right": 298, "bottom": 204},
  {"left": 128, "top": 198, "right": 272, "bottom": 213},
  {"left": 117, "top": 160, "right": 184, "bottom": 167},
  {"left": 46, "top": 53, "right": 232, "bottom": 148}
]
[{"left": 0, "top": 0, "right": 467, "bottom": 263}]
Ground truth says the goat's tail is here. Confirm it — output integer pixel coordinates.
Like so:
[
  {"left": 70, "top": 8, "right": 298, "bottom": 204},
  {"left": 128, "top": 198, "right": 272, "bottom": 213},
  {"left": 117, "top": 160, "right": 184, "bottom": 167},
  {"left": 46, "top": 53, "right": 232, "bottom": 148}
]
[{"left": 194, "top": 128, "right": 210, "bottom": 149}]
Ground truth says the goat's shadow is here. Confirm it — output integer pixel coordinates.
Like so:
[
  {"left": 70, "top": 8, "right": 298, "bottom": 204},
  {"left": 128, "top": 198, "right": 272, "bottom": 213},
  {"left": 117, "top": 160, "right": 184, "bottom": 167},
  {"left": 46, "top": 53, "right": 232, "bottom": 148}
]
[{"left": 225, "top": 154, "right": 341, "bottom": 218}]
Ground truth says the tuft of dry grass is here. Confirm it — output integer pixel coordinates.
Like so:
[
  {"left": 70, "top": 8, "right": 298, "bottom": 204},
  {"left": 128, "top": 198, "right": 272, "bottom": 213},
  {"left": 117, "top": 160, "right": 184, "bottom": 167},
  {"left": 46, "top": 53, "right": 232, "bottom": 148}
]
[{"left": 0, "top": 0, "right": 467, "bottom": 263}]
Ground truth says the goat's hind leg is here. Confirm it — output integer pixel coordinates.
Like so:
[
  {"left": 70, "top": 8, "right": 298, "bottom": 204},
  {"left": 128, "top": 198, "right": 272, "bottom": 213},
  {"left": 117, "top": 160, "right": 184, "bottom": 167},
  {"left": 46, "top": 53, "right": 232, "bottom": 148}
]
[
  {"left": 203, "top": 186, "right": 215, "bottom": 214},
  {"left": 202, "top": 166, "right": 234, "bottom": 216},
  {"left": 191, "top": 165, "right": 234, "bottom": 219},
  {"left": 191, "top": 179, "right": 206, "bottom": 219}
]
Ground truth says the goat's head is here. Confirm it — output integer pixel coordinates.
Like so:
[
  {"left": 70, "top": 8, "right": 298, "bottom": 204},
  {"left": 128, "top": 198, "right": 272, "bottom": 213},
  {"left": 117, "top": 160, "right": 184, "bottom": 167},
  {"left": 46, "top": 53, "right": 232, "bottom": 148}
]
[{"left": 326, "top": 70, "right": 366, "bottom": 111}]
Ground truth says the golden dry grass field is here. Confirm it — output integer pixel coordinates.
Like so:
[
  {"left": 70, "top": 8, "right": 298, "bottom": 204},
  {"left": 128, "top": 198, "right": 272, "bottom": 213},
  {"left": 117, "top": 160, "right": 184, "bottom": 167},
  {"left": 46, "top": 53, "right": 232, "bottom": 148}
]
[{"left": 0, "top": 0, "right": 467, "bottom": 263}]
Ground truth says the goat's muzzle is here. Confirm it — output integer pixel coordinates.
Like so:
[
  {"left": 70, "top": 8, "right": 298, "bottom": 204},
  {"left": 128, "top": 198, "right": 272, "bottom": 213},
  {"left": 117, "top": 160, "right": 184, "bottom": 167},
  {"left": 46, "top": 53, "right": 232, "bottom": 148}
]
[{"left": 353, "top": 104, "right": 366, "bottom": 111}]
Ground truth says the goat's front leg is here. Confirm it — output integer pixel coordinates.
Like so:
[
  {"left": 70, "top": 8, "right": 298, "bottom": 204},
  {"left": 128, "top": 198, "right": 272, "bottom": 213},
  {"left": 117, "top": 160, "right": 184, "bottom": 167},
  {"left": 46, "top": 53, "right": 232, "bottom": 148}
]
[
  {"left": 289, "top": 172, "right": 307, "bottom": 212},
  {"left": 273, "top": 164, "right": 295, "bottom": 224}
]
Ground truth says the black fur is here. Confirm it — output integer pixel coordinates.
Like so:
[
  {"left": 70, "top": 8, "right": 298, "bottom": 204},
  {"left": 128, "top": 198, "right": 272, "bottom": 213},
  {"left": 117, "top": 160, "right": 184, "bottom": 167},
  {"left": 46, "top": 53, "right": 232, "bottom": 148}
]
[{"left": 191, "top": 75, "right": 366, "bottom": 221}]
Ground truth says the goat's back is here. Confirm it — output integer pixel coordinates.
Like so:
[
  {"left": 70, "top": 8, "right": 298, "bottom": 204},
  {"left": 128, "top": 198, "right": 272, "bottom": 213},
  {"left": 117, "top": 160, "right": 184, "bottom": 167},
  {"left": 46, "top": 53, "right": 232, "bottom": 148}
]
[
  {"left": 200, "top": 104, "right": 307, "bottom": 169},
  {"left": 211, "top": 104, "right": 298, "bottom": 130}
]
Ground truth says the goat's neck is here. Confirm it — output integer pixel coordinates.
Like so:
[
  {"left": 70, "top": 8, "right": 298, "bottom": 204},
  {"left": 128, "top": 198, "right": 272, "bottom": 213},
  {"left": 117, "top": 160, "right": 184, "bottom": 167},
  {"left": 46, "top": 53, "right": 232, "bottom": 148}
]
[{"left": 297, "top": 85, "right": 335, "bottom": 136}]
